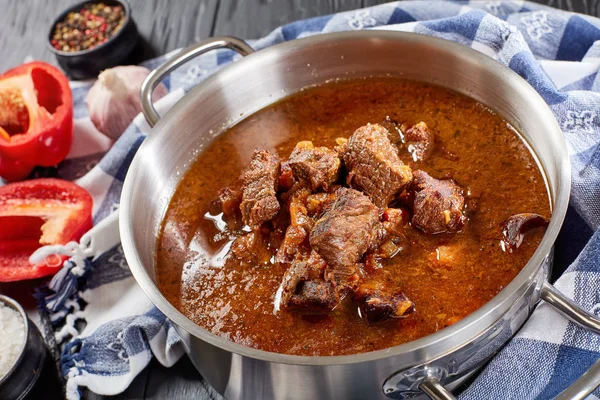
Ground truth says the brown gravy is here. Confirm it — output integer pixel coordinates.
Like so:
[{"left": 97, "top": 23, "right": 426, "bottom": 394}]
[{"left": 156, "top": 78, "right": 550, "bottom": 356}]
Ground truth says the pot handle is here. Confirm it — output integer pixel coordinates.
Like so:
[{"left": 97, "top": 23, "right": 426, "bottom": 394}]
[
  {"left": 399, "top": 282, "right": 600, "bottom": 400},
  {"left": 140, "top": 36, "right": 255, "bottom": 127}
]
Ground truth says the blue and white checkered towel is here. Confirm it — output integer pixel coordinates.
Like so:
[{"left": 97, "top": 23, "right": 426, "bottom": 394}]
[{"left": 30, "top": 1, "right": 600, "bottom": 399}]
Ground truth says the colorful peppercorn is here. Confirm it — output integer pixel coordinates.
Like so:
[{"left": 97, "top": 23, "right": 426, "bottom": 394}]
[{"left": 51, "top": 3, "right": 125, "bottom": 52}]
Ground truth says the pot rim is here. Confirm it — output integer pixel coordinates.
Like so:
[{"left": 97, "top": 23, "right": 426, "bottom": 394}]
[{"left": 120, "top": 30, "right": 571, "bottom": 366}]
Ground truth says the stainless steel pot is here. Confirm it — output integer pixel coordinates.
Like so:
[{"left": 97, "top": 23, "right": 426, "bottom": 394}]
[{"left": 121, "top": 32, "right": 600, "bottom": 400}]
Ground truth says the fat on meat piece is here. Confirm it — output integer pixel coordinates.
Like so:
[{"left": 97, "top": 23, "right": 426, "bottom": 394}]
[
  {"left": 240, "top": 149, "right": 281, "bottom": 228},
  {"left": 309, "top": 187, "right": 385, "bottom": 289},
  {"left": 404, "top": 121, "right": 435, "bottom": 162},
  {"left": 288, "top": 141, "right": 341, "bottom": 192},
  {"left": 352, "top": 282, "right": 415, "bottom": 323},
  {"left": 280, "top": 251, "right": 339, "bottom": 313},
  {"left": 342, "top": 123, "right": 413, "bottom": 207},
  {"left": 411, "top": 170, "right": 466, "bottom": 234}
]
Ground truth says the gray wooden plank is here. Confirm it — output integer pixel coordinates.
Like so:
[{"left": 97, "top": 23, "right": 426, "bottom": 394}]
[
  {"left": 213, "top": 0, "right": 363, "bottom": 39},
  {"left": 0, "top": 0, "right": 218, "bottom": 73},
  {"left": 0, "top": 0, "right": 78, "bottom": 70},
  {"left": 127, "top": 0, "right": 218, "bottom": 61}
]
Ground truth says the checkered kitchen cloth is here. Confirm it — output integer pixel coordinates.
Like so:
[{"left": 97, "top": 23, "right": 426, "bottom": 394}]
[{"left": 27, "top": 1, "right": 600, "bottom": 399}]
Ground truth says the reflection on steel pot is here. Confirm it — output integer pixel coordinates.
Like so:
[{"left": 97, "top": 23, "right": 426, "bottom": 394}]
[{"left": 120, "top": 32, "right": 599, "bottom": 399}]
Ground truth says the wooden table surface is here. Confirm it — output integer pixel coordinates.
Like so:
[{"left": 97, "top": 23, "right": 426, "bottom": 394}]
[{"left": 0, "top": 0, "right": 598, "bottom": 399}]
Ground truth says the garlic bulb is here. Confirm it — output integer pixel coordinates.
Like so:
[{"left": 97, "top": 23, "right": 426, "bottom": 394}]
[{"left": 86, "top": 66, "right": 168, "bottom": 139}]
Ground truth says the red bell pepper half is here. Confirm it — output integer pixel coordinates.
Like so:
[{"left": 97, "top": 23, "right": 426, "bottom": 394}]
[
  {"left": 0, "top": 62, "right": 73, "bottom": 182},
  {"left": 0, "top": 178, "right": 93, "bottom": 282}
]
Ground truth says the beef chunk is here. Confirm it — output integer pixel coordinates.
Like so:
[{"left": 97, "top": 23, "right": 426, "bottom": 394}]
[
  {"left": 288, "top": 141, "right": 341, "bottom": 192},
  {"left": 309, "top": 187, "right": 385, "bottom": 288},
  {"left": 279, "top": 251, "right": 339, "bottom": 313},
  {"left": 501, "top": 213, "right": 549, "bottom": 252},
  {"left": 240, "top": 149, "right": 281, "bottom": 228},
  {"left": 230, "top": 231, "right": 271, "bottom": 266},
  {"left": 353, "top": 282, "right": 415, "bottom": 323},
  {"left": 342, "top": 124, "right": 413, "bottom": 207},
  {"left": 411, "top": 170, "right": 465, "bottom": 234},
  {"left": 404, "top": 122, "right": 435, "bottom": 161},
  {"left": 288, "top": 280, "right": 339, "bottom": 312}
]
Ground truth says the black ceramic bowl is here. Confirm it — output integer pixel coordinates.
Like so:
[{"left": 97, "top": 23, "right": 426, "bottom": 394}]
[{"left": 47, "top": 0, "right": 138, "bottom": 80}]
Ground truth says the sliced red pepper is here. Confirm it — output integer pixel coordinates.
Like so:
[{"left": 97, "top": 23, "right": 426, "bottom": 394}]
[
  {"left": 0, "top": 178, "right": 92, "bottom": 282},
  {"left": 0, "top": 62, "right": 73, "bottom": 181}
]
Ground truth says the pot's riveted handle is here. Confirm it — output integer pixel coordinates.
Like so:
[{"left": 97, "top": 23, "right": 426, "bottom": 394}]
[
  {"left": 540, "top": 282, "right": 600, "bottom": 400},
  {"left": 140, "top": 36, "right": 255, "bottom": 127}
]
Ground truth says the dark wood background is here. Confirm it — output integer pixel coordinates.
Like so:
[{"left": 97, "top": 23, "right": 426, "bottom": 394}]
[
  {"left": 1, "top": 0, "right": 600, "bottom": 72},
  {"left": 0, "top": 0, "right": 597, "bottom": 399}
]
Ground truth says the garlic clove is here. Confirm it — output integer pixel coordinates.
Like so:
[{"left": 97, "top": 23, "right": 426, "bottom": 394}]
[{"left": 86, "top": 65, "right": 168, "bottom": 140}]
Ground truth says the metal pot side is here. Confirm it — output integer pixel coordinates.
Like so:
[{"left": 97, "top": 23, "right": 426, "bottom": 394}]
[{"left": 120, "top": 32, "right": 571, "bottom": 400}]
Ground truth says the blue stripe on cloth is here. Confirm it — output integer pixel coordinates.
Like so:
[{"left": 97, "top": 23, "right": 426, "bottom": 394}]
[
  {"left": 560, "top": 73, "right": 597, "bottom": 92},
  {"left": 85, "top": 245, "right": 131, "bottom": 290},
  {"left": 553, "top": 205, "right": 595, "bottom": 275},
  {"left": 563, "top": 228, "right": 600, "bottom": 274},
  {"left": 556, "top": 15, "right": 600, "bottom": 61},
  {"left": 282, "top": 15, "right": 333, "bottom": 41},
  {"left": 459, "top": 338, "right": 561, "bottom": 400},
  {"left": 387, "top": 6, "right": 416, "bottom": 24},
  {"left": 97, "top": 125, "right": 145, "bottom": 180},
  {"left": 420, "top": 9, "right": 487, "bottom": 41},
  {"left": 535, "top": 346, "right": 600, "bottom": 399},
  {"left": 508, "top": 50, "right": 567, "bottom": 104}
]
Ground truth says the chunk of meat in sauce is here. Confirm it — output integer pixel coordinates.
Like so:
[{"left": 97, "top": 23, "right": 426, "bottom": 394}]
[
  {"left": 404, "top": 121, "right": 435, "bottom": 161},
  {"left": 240, "top": 149, "right": 281, "bottom": 228},
  {"left": 280, "top": 251, "right": 339, "bottom": 313},
  {"left": 342, "top": 124, "right": 413, "bottom": 207},
  {"left": 411, "top": 170, "right": 466, "bottom": 234},
  {"left": 230, "top": 230, "right": 271, "bottom": 266},
  {"left": 288, "top": 141, "right": 341, "bottom": 192},
  {"left": 353, "top": 282, "right": 415, "bottom": 323},
  {"left": 501, "top": 213, "right": 549, "bottom": 253},
  {"left": 309, "top": 187, "right": 385, "bottom": 290}
]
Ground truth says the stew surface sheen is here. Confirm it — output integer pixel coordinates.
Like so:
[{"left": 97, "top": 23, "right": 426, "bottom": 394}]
[{"left": 157, "top": 78, "right": 550, "bottom": 356}]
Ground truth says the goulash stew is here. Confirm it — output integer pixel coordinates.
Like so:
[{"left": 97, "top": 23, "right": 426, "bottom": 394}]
[{"left": 157, "top": 78, "right": 550, "bottom": 356}]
